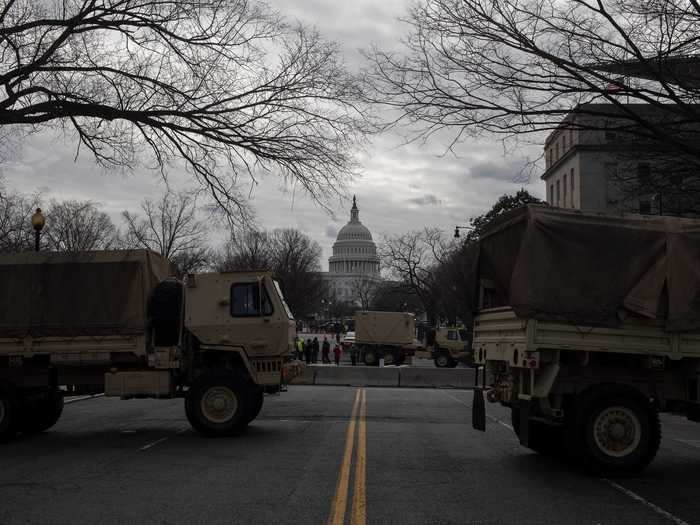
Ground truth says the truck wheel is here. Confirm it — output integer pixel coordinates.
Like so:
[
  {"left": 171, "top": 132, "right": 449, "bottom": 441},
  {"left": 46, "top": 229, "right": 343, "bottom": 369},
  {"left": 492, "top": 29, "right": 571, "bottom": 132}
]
[
  {"left": 185, "top": 371, "right": 251, "bottom": 437},
  {"left": 245, "top": 387, "right": 264, "bottom": 424},
  {"left": 383, "top": 352, "right": 396, "bottom": 366},
  {"left": 364, "top": 348, "right": 378, "bottom": 366},
  {"left": 0, "top": 389, "right": 18, "bottom": 441},
  {"left": 568, "top": 386, "right": 661, "bottom": 475},
  {"left": 434, "top": 352, "right": 451, "bottom": 368},
  {"left": 21, "top": 390, "right": 64, "bottom": 434}
]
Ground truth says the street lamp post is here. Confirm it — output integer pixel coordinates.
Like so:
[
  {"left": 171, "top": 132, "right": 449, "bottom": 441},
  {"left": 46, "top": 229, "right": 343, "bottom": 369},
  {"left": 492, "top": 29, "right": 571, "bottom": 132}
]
[
  {"left": 453, "top": 225, "right": 474, "bottom": 238},
  {"left": 31, "top": 208, "right": 45, "bottom": 252}
]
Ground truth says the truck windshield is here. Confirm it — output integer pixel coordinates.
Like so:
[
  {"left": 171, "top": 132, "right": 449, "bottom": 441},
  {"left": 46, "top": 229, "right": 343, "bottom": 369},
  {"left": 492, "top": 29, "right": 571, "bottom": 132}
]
[{"left": 273, "top": 280, "right": 294, "bottom": 320}]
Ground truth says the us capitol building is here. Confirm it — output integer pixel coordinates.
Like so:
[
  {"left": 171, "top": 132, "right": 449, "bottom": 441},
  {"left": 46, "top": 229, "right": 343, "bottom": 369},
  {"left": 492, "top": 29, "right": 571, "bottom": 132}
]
[{"left": 321, "top": 196, "right": 382, "bottom": 304}]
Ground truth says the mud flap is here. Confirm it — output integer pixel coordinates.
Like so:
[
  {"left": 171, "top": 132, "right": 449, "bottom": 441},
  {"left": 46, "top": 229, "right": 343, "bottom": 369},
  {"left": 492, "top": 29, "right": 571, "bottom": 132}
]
[
  {"left": 472, "top": 388, "right": 486, "bottom": 431},
  {"left": 518, "top": 399, "right": 532, "bottom": 447}
]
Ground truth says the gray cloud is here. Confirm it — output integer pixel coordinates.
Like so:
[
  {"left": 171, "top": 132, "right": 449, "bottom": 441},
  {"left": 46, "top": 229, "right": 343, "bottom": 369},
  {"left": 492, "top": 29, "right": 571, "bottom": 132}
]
[
  {"left": 325, "top": 224, "right": 338, "bottom": 238},
  {"left": 407, "top": 194, "right": 440, "bottom": 206},
  {"left": 468, "top": 158, "right": 533, "bottom": 182}
]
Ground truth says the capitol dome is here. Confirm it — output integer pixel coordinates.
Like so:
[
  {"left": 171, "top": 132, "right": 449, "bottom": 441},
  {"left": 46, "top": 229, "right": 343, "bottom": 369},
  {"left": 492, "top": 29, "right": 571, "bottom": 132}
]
[{"left": 328, "top": 196, "right": 380, "bottom": 276}]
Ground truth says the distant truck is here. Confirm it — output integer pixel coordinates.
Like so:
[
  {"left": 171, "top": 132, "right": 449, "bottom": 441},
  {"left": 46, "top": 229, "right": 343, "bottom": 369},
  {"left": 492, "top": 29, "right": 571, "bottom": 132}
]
[
  {"left": 0, "top": 250, "right": 298, "bottom": 440},
  {"left": 471, "top": 205, "right": 700, "bottom": 474},
  {"left": 354, "top": 311, "right": 418, "bottom": 366},
  {"left": 424, "top": 327, "right": 473, "bottom": 368}
]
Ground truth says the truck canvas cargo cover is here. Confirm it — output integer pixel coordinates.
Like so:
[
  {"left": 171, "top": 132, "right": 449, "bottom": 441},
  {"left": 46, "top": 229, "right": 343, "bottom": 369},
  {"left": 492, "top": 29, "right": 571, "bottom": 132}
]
[
  {"left": 475, "top": 205, "right": 700, "bottom": 331},
  {"left": 0, "top": 249, "right": 171, "bottom": 337}
]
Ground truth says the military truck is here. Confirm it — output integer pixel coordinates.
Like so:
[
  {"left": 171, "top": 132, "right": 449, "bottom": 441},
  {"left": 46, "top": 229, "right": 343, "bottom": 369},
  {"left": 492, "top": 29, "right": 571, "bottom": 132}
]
[
  {"left": 354, "top": 311, "right": 418, "bottom": 366},
  {"left": 425, "top": 326, "right": 472, "bottom": 368},
  {"left": 470, "top": 205, "right": 700, "bottom": 474},
  {"left": 0, "top": 250, "right": 297, "bottom": 440}
]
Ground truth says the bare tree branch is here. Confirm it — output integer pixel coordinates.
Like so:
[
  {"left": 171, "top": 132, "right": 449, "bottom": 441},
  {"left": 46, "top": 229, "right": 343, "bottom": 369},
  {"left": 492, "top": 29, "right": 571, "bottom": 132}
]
[{"left": 1, "top": 1, "right": 369, "bottom": 219}]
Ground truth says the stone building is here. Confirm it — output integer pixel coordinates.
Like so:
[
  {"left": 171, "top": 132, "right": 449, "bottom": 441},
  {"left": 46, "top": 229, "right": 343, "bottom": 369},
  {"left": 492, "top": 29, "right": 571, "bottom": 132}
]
[
  {"left": 542, "top": 103, "right": 700, "bottom": 216},
  {"left": 321, "top": 196, "right": 382, "bottom": 307}
]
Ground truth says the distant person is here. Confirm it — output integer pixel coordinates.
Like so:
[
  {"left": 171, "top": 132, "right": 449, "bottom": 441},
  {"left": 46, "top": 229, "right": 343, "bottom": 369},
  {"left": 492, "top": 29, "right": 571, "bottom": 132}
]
[
  {"left": 350, "top": 344, "right": 358, "bottom": 366},
  {"left": 312, "top": 337, "right": 320, "bottom": 363},
  {"left": 335, "top": 332, "right": 341, "bottom": 344},
  {"left": 296, "top": 337, "right": 304, "bottom": 361},
  {"left": 322, "top": 337, "right": 331, "bottom": 364},
  {"left": 305, "top": 338, "right": 313, "bottom": 364},
  {"left": 333, "top": 343, "right": 342, "bottom": 366}
]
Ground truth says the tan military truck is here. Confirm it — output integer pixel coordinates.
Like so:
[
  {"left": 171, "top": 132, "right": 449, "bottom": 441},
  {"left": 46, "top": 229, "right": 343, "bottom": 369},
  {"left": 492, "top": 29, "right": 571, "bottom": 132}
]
[
  {"left": 470, "top": 205, "right": 700, "bottom": 475},
  {"left": 355, "top": 311, "right": 418, "bottom": 366},
  {"left": 426, "top": 326, "right": 472, "bottom": 368},
  {"left": 0, "top": 250, "right": 297, "bottom": 440}
]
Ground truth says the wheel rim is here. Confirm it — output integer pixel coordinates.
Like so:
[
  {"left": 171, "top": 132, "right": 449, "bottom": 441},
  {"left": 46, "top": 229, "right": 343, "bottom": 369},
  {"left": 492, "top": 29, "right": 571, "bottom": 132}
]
[
  {"left": 593, "top": 406, "right": 642, "bottom": 458},
  {"left": 365, "top": 352, "right": 376, "bottom": 365},
  {"left": 436, "top": 355, "right": 448, "bottom": 367},
  {"left": 384, "top": 353, "right": 394, "bottom": 365},
  {"left": 200, "top": 386, "right": 238, "bottom": 424}
]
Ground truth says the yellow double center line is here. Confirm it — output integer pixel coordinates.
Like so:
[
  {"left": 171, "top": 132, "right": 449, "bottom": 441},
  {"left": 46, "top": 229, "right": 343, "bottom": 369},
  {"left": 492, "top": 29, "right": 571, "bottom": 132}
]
[{"left": 328, "top": 388, "right": 367, "bottom": 525}]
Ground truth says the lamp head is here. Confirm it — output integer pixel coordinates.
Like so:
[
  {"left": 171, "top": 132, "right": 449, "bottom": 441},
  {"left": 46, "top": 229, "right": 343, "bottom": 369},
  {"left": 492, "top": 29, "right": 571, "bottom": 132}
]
[{"left": 31, "top": 208, "right": 45, "bottom": 232}]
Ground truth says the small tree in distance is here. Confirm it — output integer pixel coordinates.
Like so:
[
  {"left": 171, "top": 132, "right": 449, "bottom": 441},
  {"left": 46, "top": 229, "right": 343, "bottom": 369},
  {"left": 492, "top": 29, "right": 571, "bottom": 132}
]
[
  {"left": 122, "top": 190, "right": 211, "bottom": 276},
  {"left": 45, "top": 200, "right": 118, "bottom": 252}
]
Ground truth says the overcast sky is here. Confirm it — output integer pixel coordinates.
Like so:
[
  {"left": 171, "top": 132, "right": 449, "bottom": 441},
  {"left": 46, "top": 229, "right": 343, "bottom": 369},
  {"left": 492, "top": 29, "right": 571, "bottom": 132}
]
[{"left": 0, "top": 0, "right": 545, "bottom": 270}]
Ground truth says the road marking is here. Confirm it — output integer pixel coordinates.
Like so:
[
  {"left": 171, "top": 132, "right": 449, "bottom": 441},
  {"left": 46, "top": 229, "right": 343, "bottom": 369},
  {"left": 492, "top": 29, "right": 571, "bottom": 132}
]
[
  {"left": 674, "top": 438, "right": 700, "bottom": 449},
  {"left": 327, "top": 389, "right": 361, "bottom": 525},
  {"left": 140, "top": 437, "right": 169, "bottom": 451},
  {"left": 441, "top": 391, "right": 513, "bottom": 430},
  {"left": 64, "top": 393, "right": 105, "bottom": 404},
  {"left": 603, "top": 479, "right": 691, "bottom": 525},
  {"left": 351, "top": 388, "right": 367, "bottom": 525}
]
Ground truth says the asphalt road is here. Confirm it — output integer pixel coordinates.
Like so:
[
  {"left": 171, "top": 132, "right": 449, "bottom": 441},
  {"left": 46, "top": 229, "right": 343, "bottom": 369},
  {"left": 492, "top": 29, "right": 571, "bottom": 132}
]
[{"left": 1, "top": 387, "right": 699, "bottom": 525}]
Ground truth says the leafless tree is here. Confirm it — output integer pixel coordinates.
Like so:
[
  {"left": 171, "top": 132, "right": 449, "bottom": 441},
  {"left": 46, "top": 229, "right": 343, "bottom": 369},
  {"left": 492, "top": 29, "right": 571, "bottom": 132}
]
[
  {"left": 0, "top": 1, "right": 368, "bottom": 219},
  {"left": 351, "top": 277, "right": 381, "bottom": 310},
  {"left": 366, "top": 0, "right": 700, "bottom": 163},
  {"left": 45, "top": 199, "right": 117, "bottom": 251},
  {"left": 269, "top": 228, "right": 323, "bottom": 319},
  {"left": 0, "top": 180, "right": 40, "bottom": 252},
  {"left": 122, "top": 190, "right": 211, "bottom": 275},
  {"left": 214, "top": 229, "right": 272, "bottom": 272},
  {"left": 379, "top": 228, "right": 454, "bottom": 322}
]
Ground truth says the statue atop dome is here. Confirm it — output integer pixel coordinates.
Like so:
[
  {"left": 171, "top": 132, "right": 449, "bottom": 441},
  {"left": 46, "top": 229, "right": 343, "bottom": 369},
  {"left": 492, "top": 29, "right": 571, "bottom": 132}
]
[{"left": 350, "top": 195, "right": 359, "bottom": 223}]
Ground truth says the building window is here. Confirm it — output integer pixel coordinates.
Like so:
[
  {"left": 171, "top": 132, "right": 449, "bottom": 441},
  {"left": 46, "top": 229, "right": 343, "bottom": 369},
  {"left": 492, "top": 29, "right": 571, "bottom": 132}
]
[
  {"left": 570, "top": 168, "right": 575, "bottom": 207},
  {"left": 563, "top": 133, "right": 567, "bottom": 151},
  {"left": 556, "top": 180, "right": 561, "bottom": 206},
  {"left": 549, "top": 184, "right": 554, "bottom": 205},
  {"left": 563, "top": 173, "right": 568, "bottom": 206},
  {"left": 556, "top": 141, "right": 560, "bottom": 160}
]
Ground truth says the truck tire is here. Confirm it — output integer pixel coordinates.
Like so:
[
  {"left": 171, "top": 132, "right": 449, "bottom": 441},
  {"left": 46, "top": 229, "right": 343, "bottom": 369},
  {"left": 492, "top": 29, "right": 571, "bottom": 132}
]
[
  {"left": 383, "top": 351, "right": 397, "bottom": 366},
  {"left": 245, "top": 386, "right": 264, "bottom": 424},
  {"left": 185, "top": 371, "right": 252, "bottom": 437},
  {"left": 0, "top": 388, "right": 18, "bottom": 441},
  {"left": 567, "top": 385, "right": 661, "bottom": 475},
  {"left": 21, "top": 390, "right": 64, "bottom": 434},
  {"left": 434, "top": 352, "right": 455, "bottom": 368},
  {"left": 363, "top": 348, "right": 378, "bottom": 366},
  {"left": 150, "top": 280, "right": 183, "bottom": 347}
]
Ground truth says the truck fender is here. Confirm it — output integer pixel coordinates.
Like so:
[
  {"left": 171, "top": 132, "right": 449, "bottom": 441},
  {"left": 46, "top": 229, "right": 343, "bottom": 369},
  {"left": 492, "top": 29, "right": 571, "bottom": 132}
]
[{"left": 198, "top": 345, "right": 257, "bottom": 382}]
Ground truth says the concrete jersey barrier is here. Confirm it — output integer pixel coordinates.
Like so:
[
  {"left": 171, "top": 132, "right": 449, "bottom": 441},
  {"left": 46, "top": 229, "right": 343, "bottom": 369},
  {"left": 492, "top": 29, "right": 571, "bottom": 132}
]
[{"left": 289, "top": 365, "right": 475, "bottom": 389}]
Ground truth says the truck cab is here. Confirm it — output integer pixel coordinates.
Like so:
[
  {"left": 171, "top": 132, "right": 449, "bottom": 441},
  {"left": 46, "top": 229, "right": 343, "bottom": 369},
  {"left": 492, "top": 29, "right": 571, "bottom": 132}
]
[{"left": 427, "top": 327, "right": 472, "bottom": 368}]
